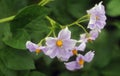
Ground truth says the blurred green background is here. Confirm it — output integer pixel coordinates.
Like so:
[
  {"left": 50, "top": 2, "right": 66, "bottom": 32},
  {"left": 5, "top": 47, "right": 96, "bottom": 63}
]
[{"left": 0, "top": 0, "right": 120, "bottom": 76}]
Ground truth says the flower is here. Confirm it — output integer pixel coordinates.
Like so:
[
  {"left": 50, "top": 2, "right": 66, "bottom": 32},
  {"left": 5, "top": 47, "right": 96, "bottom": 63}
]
[
  {"left": 45, "top": 27, "right": 77, "bottom": 61},
  {"left": 64, "top": 51, "right": 95, "bottom": 71},
  {"left": 89, "top": 29, "right": 99, "bottom": 40},
  {"left": 78, "top": 30, "right": 99, "bottom": 49},
  {"left": 71, "top": 44, "right": 86, "bottom": 56},
  {"left": 77, "top": 42, "right": 86, "bottom": 51},
  {"left": 87, "top": 1, "right": 106, "bottom": 31},
  {"left": 79, "top": 33, "right": 90, "bottom": 43},
  {"left": 26, "top": 41, "right": 46, "bottom": 54}
]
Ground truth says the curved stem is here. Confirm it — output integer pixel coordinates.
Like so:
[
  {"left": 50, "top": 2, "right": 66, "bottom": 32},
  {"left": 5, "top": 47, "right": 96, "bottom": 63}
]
[
  {"left": 38, "top": 30, "right": 53, "bottom": 45},
  {"left": 45, "top": 16, "right": 63, "bottom": 28},
  {"left": 0, "top": 16, "right": 15, "bottom": 23},
  {"left": 66, "top": 14, "right": 89, "bottom": 27},
  {"left": 52, "top": 30, "right": 56, "bottom": 37},
  {"left": 38, "top": 38, "right": 45, "bottom": 46},
  {"left": 76, "top": 23, "right": 88, "bottom": 34},
  {"left": 38, "top": 0, "right": 53, "bottom": 6},
  {"left": 67, "top": 21, "right": 77, "bottom": 27},
  {"left": 77, "top": 14, "right": 89, "bottom": 22},
  {"left": 78, "top": 19, "right": 89, "bottom": 23}
]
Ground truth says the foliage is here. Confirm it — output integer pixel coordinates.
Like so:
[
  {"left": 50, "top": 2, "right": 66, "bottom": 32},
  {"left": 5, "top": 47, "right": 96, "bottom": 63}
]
[{"left": 0, "top": 0, "right": 120, "bottom": 76}]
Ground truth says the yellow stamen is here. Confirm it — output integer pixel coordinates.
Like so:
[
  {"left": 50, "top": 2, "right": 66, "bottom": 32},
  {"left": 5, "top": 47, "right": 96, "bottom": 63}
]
[
  {"left": 72, "top": 49, "right": 78, "bottom": 55},
  {"left": 56, "top": 40, "right": 63, "bottom": 47},
  {"left": 78, "top": 58, "right": 84, "bottom": 65},
  {"left": 87, "top": 38, "right": 93, "bottom": 43},
  {"left": 35, "top": 49, "right": 41, "bottom": 54}
]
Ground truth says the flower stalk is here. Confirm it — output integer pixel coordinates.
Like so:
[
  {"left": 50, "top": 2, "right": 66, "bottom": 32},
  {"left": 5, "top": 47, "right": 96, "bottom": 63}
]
[{"left": 0, "top": 15, "right": 15, "bottom": 23}]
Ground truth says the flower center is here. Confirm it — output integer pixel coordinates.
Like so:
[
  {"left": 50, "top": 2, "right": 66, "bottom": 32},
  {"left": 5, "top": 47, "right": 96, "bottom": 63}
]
[
  {"left": 56, "top": 40, "right": 63, "bottom": 47},
  {"left": 78, "top": 58, "right": 84, "bottom": 65},
  {"left": 72, "top": 49, "right": 78, "bottom": 55},
  {"left": 96, "top": 16, "right": 99, "bottom": 20},
  {"left": 86, "top": 34, "right": 93, "bottom": 43},
  {"left": 87, "top": 38, "right": 93, "bottom": 43},
  {"left": 35, "top": 49, "right": 41, "bottom": 54}
]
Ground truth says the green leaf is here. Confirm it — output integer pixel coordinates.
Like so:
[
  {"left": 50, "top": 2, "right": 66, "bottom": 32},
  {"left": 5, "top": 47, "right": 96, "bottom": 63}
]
[
  {"left": 47, "top": 0, "right": 74, "bottom": 24},
  {"left": 30, "top": 71, "right": 46, "bottom": 76},
  {"left": 107, "top": 0, "right": 120, "bottom": 16},
  {"left": 0, "top": 47, "right": 35, "bottom": 70},
  {"left": 0, "top": 0, "right": 28, "bottom": 18},
  {"left": 3, "top": 5, "right": 50, "bottom": 49},
  {"left": 0, "top": 59, "right": 17, "bottom": 76},
  {"left": 114, "top": 21, "right": 120, "bottom": 29},
  {"left": 25, "top": 17, "right": 51, "bottom": 42},
  {"left": 17, "top": 70, "right": 30, "bottom": 76},
  {"left": 81, "top": 69, "right": 99, "bottom": 76},
  {"left": 102, "top": 60, "right": 120, "bottom": 76},
  {"left": 0, "top": 71, "right": 4, "bottom": 76},
  {"left": 10, "top": 4, "right": 48, "bottom": 32},
  {"left": 3, "top": 29, "right": 30, "bottom": 49},
  {"left": 0, "top": 23, "right": 10, "bottom": 49},
  {"left": 47, "top": 0, "right": 90, "bottom": 24},
  {"left": 67, "top": 0, "right": 89, "bottom": 18},
  {"left": 43, "top": 55, "right": 53, "bottom": 66}
]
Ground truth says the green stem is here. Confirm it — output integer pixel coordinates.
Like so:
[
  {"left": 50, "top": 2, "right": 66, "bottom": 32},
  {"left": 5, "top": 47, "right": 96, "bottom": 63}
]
[
  {"left": 0, "top": 16, "right": 15, "bottom": 23},
  {"left": 46, "top": 16, "right": 56, "bottom": 37},
  {"left": 67, "top": 14, "right": 89, "bottom": 27},
  {"left": 67, "top": 21, "right": 77, "bottom": 27},
  {"left": 76, "top": 23, "right": 88, "bottom": 34},
  {"left": 45, "top": 16, "right": 55, "bottom": 27},
  {"left": 45, "top": 16, "right": 63, "bottom": 28},
  {"left": 77, "top": 14, "right": 89, "bottom": 22},
  {"left": 78, "top": 19, "right": 89, "bottom": 23},
  {"left": 38, "top": 30, "right": 53, "bottom": 45},
  {"left": 52, "top": 30, "right": 56, "bottom": 37},
  {"left": 38, "top": 0, "right": 53, "bottom": 6}
]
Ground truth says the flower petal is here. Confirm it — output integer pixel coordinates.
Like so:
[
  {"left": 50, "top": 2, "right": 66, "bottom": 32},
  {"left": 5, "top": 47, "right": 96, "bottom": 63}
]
[
  {"left": 84, "top": 51, "right": 95, "bottom": 62},
  {"left": 77, "top": 42, "right": 86, "bottom": 51},
  {"left": 79, "top": 33, "right": 87, "bottom": 43},
  {"left": 76, "top": 54, "right": 84, "bottom": 62},
  {"left": 57, "top": 48, "right": 72, "bottom": 61},
  {"left": 45, "top": 47, "right": 58, "bottom": 58},
  {"left": 58, "top": 27, "right": 71, "bottom": 40},
  {"left": 90, "top": 30, "right": 99, "bottom": 40},
  {"left": 64, "top": 61, "right": 80, "bottom": 71},
  {"left": 88, "top": 14, "right": 96, "bottom": 24},
  {"left": 26, "top": 41, "right": 38, "bottom": 52},
  {"left": 40, "top": 46, "right": 48, "bottom": 54},
  {"left": 46, "top": 37, "right": 57, "bottom": 47},
  {"left": 63, "top": 39, "right": 77, "bottom": 50}
]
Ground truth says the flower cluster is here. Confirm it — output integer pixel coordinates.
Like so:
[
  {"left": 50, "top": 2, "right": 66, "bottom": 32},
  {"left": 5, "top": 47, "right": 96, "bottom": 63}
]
[{"left": 26, "top": 2, "right": 106, "bottom": 71}]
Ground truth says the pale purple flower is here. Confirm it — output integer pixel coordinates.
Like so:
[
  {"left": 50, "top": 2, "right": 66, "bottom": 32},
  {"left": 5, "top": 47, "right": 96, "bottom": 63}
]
[
  {"left": 78, "top": 34, "right": 89, "bottom": 52},
  {"left": 87, "top": 1, "right": 106, "bottom": 31},
  {"left": 64, "top": 51, "right": 95, "bottom": 71},
  {"left": 71, "top": 44, "right": 86, "bottom": 56},
  {"left": 26, "top": 41, "right": 46, "bottom": 54},
  {"left": 78, "top": 33, "right": 90, "bottom": 51},
  {"left": 79, "top": 33, "right": 88, "bottom": 43},
  {"left": 45, "top": 27, "right": 77, "bottom": 61},
  {"left": 79, "top": 30, "right": 98, "bottom": 50},
  {"left": 77, "top": 42, "right": 86, "bottom": 51},
  {"left": 89, "top": 29, "right": 99, "bottom": 40}
]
